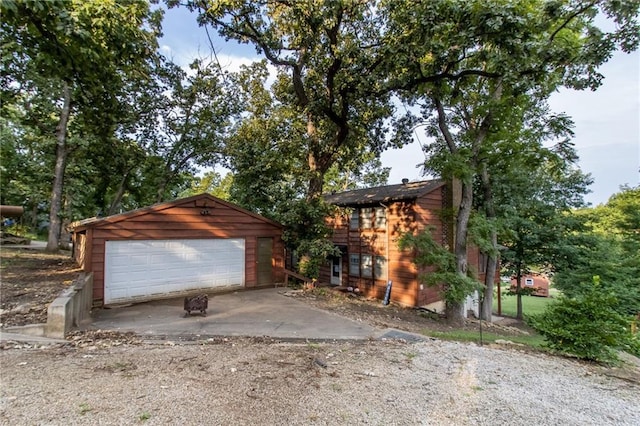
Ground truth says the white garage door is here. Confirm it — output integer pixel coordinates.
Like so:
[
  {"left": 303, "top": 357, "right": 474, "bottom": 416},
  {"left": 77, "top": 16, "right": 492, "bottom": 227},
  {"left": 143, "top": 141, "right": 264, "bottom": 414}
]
[{"left": 104, "top": 239, "right": 245, "bottom": 304}]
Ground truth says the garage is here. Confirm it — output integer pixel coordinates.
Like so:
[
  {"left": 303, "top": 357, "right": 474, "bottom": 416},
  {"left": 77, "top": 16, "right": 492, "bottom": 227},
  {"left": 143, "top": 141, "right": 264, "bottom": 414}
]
[
  {"left": 104, "top": 239, "right": 245, "bottom": 304},
  {"left": 71, "top": 193, "right": 285, "bottom": 306}
]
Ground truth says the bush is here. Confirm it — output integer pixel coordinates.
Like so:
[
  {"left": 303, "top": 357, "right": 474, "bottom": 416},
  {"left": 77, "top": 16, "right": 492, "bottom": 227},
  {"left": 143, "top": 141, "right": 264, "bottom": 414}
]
[{"left": 529, "top": 277, "right": 637, "bottom": 363}]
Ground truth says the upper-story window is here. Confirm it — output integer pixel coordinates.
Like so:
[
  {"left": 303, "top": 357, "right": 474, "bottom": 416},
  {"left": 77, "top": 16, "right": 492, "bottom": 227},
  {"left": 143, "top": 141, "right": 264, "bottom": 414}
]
[
  {"left": 361, "top": 207, "right": 373, "bottom": 229},
  {"left": 349, "top": 210, "right": 359, "bottom": 230},
  {"left": 374, "top": 207, "right": 386, "bottom": 228}
]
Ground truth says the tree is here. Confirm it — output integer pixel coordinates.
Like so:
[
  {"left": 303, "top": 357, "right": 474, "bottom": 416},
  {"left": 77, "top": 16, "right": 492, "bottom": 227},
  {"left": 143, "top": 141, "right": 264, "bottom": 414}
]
[
  {"left": 135, "top": 58, "right": 242, "bottom": 202},
  {"left": 1, "top": 0, "right": 162, "bottom": 251},
  {"left": 553, "top": 186, "right": 640, "bottom": 317},
  {"left": 386, "top": 0, "right": 639, "bottom": 323},
  {"left": 180, "top": 171, "right": 233, "bottom": 200},
  {"left": 498, "top": 154, "right": 591, "bottom": 319},
  {"left": 221, "top": 62, "right": 307, "bottom": 219},
  {"left": 323, "top": 156, "right": 390, "bottom": 193},
  {"left": 530, "top": 276, "right": 639, "bottom": 363},
  {"left": 399, "top": 228, "right": 481, "bottom": 320},
  {"left": 185, "top": 0, "right": 401, "bottom": 201}
]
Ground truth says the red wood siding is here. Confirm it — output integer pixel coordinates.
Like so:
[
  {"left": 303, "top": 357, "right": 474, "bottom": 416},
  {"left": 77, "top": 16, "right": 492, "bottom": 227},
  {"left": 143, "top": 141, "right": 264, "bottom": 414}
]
[
  {"left": 321, "top": 184, "right": 487, "bottom": 309},
  {"left": 322, "top": 194, "right": 447, "bottom": 307},
  {"left": 73, "top": 195, "right": 284, "bottom": 305},
  {"left": 510, "top": 275, "right": 549, "bottom": 297},
  {"left": 414, "top": 189, "right": 447, "bottom": 306}
]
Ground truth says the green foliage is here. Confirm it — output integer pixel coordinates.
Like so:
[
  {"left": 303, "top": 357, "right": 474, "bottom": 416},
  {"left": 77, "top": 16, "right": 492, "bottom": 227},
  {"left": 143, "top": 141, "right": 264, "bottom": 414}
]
[
  {"left": 1, "top": 0, "right": 163, "bottom": 243},
  {"left": 399, "top": 229, "right": 481, "bottom": 305},
  {"left": 554, "top": 186, "right": 640, "bottom": 317},
  {"left": 529, "top": 278, "right": 638, "bottom": 363},
  {"left": 323, "top": 156, "right": 390, "bottom": 193},
  {"left": 504, "top": 286, "right": 537, "bottom": 297},
  {"left": 278, "top": 199, "right": 339, "bottom": 279},
  {"left": 297, "top": 238, "right": 340, "bottom": 279},
  {"left": 130, "top": 57, "right": 242, "bottom": 203},
  {"left": 190, "top": 0, "right": 404, "bottom": 200}
]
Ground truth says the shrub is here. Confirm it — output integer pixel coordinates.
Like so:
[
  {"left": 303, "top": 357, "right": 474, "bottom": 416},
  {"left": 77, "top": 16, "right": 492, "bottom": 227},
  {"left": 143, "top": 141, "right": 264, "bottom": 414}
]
[{"left": 529, "top": 277, "right": 637, "bottom": 363}]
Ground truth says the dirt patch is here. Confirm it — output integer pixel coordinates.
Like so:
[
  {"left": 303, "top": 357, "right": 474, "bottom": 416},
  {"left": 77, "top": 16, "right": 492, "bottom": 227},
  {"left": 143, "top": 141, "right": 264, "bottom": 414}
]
[
  {"left": 284, "top": 287, "right": 533, "bottom": 337},
  {"left": 0, "top": 248, "right": 81, "bottom": 327}
]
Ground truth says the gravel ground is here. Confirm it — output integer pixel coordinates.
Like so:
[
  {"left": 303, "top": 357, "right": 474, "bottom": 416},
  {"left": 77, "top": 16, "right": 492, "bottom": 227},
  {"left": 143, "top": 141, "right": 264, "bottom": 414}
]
[{"left": 1, "top": 337, "right": 638, "bottom": 425}]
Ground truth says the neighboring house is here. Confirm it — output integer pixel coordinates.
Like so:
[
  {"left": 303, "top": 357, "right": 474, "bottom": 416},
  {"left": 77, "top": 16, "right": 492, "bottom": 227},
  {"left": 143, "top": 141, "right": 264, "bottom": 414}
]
[
  {"left": 70, "top": 193, "right": 285, "bottom": 306},
  {"left": 321, "top": 179, "right": 490, "bottom": 314},
  {"left": 510, "top": 274, "right": 550, "bottom": 297}
]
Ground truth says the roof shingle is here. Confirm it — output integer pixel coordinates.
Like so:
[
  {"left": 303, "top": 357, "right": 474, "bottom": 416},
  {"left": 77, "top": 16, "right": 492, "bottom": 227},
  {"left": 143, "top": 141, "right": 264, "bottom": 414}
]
[{"left": 324, "top": 179, "right": 444, "bottom": 206}]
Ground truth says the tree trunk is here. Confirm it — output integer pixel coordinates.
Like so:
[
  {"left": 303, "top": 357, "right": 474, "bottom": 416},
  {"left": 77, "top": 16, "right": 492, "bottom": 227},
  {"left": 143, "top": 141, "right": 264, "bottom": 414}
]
[
  {"left": 156, "top": 178, "right": 167, "bottom": 203},
  {"left": 306, "top": 113, "right": 326, "bottom": 200},
  {"left": 445, "top": 302, "right": 465, "bottom": 326},
  {"left": 482, "top": 236, "right": 498, "bottom": 321},
  {"left": 480, "top": 163, "right": 499, "bottom": 321},
  {"left": 307, "top": 150, "right": 325, "bottom": 201},
  {"left": 108, "top": 170, "right": 130, "bottom": 215},
  {"left": 448, "top": 178, "right": 474, "bottom": 325},
  {"left": 516, "top": 266, "right": 524, "bottom": 320},
  {"left": 46, "top": 82, "right": 72, "bottom": 252}
]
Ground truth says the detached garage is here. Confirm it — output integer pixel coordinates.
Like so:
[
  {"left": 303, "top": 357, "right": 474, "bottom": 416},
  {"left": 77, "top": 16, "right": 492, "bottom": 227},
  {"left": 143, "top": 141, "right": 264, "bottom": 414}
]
[{"left": 71, "top": 193, "right": 285, "bottom": 306}]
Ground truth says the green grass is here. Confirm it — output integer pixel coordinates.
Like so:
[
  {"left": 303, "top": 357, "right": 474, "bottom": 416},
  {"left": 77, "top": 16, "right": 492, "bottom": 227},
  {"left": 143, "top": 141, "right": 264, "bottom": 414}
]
[
  {"left": 423, "top": 329, "right": 546, "bottom": 348},
  {"left": 493, "top": 285, "right": 557, "bottom": 317}
]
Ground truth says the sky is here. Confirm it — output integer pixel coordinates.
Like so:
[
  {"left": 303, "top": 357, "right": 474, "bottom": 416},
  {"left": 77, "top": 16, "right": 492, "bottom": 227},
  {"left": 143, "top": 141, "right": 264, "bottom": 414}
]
[{"left": 159, "top": 5, "right": 639, "bottom": 206}]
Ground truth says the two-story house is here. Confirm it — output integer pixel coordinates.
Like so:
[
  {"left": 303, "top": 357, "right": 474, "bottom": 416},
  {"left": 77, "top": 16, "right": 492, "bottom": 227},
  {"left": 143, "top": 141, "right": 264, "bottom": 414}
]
[{"left": 321, "top": 179, "right": 487, "bottom": 314}]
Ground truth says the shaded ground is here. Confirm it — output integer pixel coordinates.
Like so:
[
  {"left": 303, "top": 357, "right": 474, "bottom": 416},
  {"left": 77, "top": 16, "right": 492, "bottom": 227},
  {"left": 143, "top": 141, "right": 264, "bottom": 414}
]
[
  {"left": 288, "top": 287, "right": 534, "bottom": 337},
  {"left": 0, "top": 248, "right": 80, "bottom": 327}
]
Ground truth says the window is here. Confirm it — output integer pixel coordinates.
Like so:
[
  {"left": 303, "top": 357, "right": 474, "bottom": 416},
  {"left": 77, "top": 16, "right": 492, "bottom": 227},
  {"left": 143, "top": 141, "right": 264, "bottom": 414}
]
[
  {"left": 349, "top": 210, "right": 359, "bottom": 230},
  {"left": 349, "top": 254, "right": 360, "bottom": 276},
  {"left": 375, "top": 207, "right": 386, "bottom": 228},
  {"left": 374, "top": 256, "right": 387, "bottom": 280},
  {"left": 361, "top": 207, "right": 372, "bottom": 229},
  {"left": 525, "top": 278, "right": 534, "bottom": 286},
  {"left": 361, "top": 254, "right": 372, "bottom": 278}
]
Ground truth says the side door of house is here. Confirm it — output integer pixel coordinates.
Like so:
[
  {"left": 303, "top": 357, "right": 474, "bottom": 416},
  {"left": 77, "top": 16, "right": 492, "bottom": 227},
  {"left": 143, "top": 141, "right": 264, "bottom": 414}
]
[{"left": 257, "top": 237, "right": 273, "bottom": 285}]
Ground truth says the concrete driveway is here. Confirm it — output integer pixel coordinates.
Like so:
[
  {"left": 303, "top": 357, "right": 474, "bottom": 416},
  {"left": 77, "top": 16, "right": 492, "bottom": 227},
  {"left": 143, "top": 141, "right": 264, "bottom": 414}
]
[{"left": 89, "top": 288, "right": 380, "bottom": 341}]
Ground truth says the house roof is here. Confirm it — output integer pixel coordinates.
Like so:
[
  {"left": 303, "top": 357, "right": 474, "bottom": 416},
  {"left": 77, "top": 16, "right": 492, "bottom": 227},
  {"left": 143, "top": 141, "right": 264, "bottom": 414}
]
[
  {"left": 324, "top": 179, "right": 445, "bottom": 207},
  {"left": 70, "top": 193, "right": 283, "bottom": 232}
]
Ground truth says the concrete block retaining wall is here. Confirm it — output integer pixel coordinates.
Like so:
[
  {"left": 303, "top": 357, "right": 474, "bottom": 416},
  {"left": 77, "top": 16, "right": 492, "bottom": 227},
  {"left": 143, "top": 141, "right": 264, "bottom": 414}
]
[{"left": 46, "top": 273, "right": 93, "bottom": 339}]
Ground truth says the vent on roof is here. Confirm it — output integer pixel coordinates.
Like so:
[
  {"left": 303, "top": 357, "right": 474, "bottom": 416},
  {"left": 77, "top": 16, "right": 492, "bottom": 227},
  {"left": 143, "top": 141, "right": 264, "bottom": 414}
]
[{"left": 402, "top": 178, "right": 409, "bottom": 185}]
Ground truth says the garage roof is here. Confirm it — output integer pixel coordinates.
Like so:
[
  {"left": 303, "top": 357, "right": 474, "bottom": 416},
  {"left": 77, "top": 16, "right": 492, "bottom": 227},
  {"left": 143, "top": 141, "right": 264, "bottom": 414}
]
[{"left": 70, "top": 193, "right": 282, "bottom": 232}]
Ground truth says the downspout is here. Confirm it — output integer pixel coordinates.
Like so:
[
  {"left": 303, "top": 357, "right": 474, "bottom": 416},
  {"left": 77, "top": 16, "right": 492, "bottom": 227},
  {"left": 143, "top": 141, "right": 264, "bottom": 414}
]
[{"left": 380, "top": 202, "right": 390, "bottom": 289}]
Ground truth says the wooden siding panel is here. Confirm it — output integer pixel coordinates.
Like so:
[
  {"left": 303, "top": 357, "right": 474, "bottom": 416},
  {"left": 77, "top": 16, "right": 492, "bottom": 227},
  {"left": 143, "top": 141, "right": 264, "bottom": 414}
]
[
  {"left": 245, "top": 237, "right": 257, "bottom": 287},
  {"left": 91, "top": 228, "right": 280, "bottom": 240},
  {"left": 273, "top": 236, "right": 285, "bottom": 283}
]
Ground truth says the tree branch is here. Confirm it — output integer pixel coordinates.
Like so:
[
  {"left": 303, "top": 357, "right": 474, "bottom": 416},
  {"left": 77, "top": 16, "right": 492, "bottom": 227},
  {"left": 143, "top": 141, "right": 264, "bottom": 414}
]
[
  {"left": 433, "top": 95, "right": 457, "bottom": 154},
  {"left": 549, "top": 1, "right": 598, "bottom": 42}
]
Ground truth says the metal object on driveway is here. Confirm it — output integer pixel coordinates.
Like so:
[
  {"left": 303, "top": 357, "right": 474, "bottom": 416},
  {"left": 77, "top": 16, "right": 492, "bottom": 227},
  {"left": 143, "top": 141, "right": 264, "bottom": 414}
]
[{"left": 184, "top": 294, "right": 208, "bottom": 317}]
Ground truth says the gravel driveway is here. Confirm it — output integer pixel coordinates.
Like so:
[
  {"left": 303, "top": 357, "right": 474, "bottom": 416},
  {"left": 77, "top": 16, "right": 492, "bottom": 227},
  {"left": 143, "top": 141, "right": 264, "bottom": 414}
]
[{"left": 1, "top": 336, "right": 638, "bottom": 425}]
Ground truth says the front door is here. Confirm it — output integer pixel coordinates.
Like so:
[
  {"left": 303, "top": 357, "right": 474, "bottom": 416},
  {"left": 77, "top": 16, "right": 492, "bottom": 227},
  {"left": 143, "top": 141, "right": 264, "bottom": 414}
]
[
  {"left": 330, "top": 255, "right": 342, "bottom": 286},
  {"left": 257, "top": 237, "right": 273, "bottom": 285}
]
